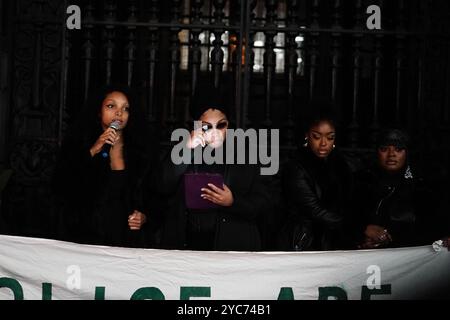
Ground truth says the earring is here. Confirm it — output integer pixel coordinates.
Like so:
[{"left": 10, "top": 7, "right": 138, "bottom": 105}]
[
  {"left": 404, "top": 165, "right": 414, "bottom": 179},
  {"left": 303, "top": 138, "right": 308, "bottom": 147},
  {"left": 333, "top": 144, "right": 336, "bottom": 149}
]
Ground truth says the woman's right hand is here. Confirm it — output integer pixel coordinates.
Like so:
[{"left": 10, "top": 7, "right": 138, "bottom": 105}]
[
  {"left": 360, "top": 224, "right": 392, "bottom": 248},
  {"left": 186, "top": 128, "right": 206, "bottom": 149},
  {"left": 89, "top": 128, "right": 119, "bottom": 157},
  {"left": 128, "top": 210, "right": 147, "bottom": 230}
]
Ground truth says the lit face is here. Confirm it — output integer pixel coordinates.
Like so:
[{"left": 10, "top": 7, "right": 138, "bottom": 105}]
[
  {"left": 378, "top": 145, "right": 407, "bottom": 173},
  {"left": 199, "top": 108, "right": 228, "bottom": 149},
  {"left": 306, "top": 121, "right": 336, "bottom": 159},
  {"left": 100, "top": 91, "right": 130, "bottom": 131}
]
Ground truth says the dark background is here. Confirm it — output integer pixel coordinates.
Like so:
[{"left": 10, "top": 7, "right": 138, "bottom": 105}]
[{"left": 0, "top": 0, "right": 449, "bottom": 239}]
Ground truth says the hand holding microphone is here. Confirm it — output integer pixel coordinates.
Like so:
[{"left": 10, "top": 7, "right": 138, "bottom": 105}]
[
  {"left": 89, "top": 120, "right": 122, "bottom": 158},
  {"left": 100, "top": 120, "right": 122, "bottom": 158},
  {"left": 187, "top": 127, "right": 207, "bottom": 149}
]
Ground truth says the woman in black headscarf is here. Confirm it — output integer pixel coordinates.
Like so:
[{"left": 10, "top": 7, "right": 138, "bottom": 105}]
[
  {"left": 354, "top": 128, "right": 445, "bottom": 248},
  {"left": 156, "top": 85, "right": 275, "bottom": 251}
]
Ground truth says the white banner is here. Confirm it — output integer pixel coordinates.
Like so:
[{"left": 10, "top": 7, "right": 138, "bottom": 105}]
[{"left": 0, "top": 235, "right": 449, "bottom": 300}]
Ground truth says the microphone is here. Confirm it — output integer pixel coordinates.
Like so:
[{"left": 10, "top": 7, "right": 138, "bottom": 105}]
[{"left": 100, "top": 120, "right": 121, "bottom": 158}]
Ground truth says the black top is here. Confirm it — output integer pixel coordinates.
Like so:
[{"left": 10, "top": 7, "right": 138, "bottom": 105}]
[{"left": 52, "top": 135, "right": 153, "bottom": 247}]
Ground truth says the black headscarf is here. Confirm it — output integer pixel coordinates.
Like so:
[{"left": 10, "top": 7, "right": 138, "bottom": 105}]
[
  {"left": 376, "top": 128, "right": 410, "bottom": 151},
  {"left": 190, "top": 84, "right": 230, "bottom": 120}
]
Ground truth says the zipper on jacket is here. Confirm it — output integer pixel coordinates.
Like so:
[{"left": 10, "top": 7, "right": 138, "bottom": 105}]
[{"left": 375, "top": 186, "right": 396, "bottom": 216}]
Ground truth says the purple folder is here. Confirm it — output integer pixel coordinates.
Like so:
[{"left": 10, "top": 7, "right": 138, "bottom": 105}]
[{"left": 184, "top": 173, "right": 224, "bottom": 209}]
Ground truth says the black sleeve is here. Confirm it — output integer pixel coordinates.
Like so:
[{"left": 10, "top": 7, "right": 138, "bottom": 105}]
[
  {"left": 52, "top": 138, "right": 103, "bottom": 203},
  {"left": 224, "top": 166, "right": 276, "bottom": 222},
  {"left": 51, "top": 137, "right": 107, "bottom": 242},
  {"left": 284, "top": 162, "right": 343, "bottom": 230}
]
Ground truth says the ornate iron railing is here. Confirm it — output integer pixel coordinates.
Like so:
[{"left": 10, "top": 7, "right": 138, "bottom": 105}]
[{"left": 1, "top": 0, "right": 450, "bottom": 237}]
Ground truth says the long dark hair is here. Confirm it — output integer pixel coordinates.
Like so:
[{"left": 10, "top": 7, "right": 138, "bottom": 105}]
[{"left": 66, "top": 84, "right": 147, "bottom": 158}]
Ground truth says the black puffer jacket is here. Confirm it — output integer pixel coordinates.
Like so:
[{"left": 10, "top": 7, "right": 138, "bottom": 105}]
[
  {"left": 354, "top": 166, "right": 443, "bottom": 248},
  {"left": 282, "top": 147, "right": 355, "bottom": 251}
]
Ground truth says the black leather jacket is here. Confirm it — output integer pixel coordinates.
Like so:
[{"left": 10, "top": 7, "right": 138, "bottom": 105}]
[
  {"left": 283, "top": 148, "right": 354, "bottom": 250},
  {"left": 354, "top": 166, "right": 441, "bottom": 247}
]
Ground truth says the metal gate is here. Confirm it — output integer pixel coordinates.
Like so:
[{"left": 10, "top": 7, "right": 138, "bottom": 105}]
[
  {"left": 1, "top": 0, "right": 450, "bottom": 237},
  {"left": 60, "top": 0, "right": 450, "bottom": 149}
]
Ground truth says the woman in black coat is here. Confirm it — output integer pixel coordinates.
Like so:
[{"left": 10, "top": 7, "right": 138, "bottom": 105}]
[
  {"left": 156, "top": 86, "right": 275, "bottom": 251},
  {"left": 52, "top": 85, "right": 156, "bottom": 247},
  {"left": 282, "top": 101, "right": 354, "bottom": 251},
  {"left": 354, "top": 128, "right": 446, "bottom": 249}
]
